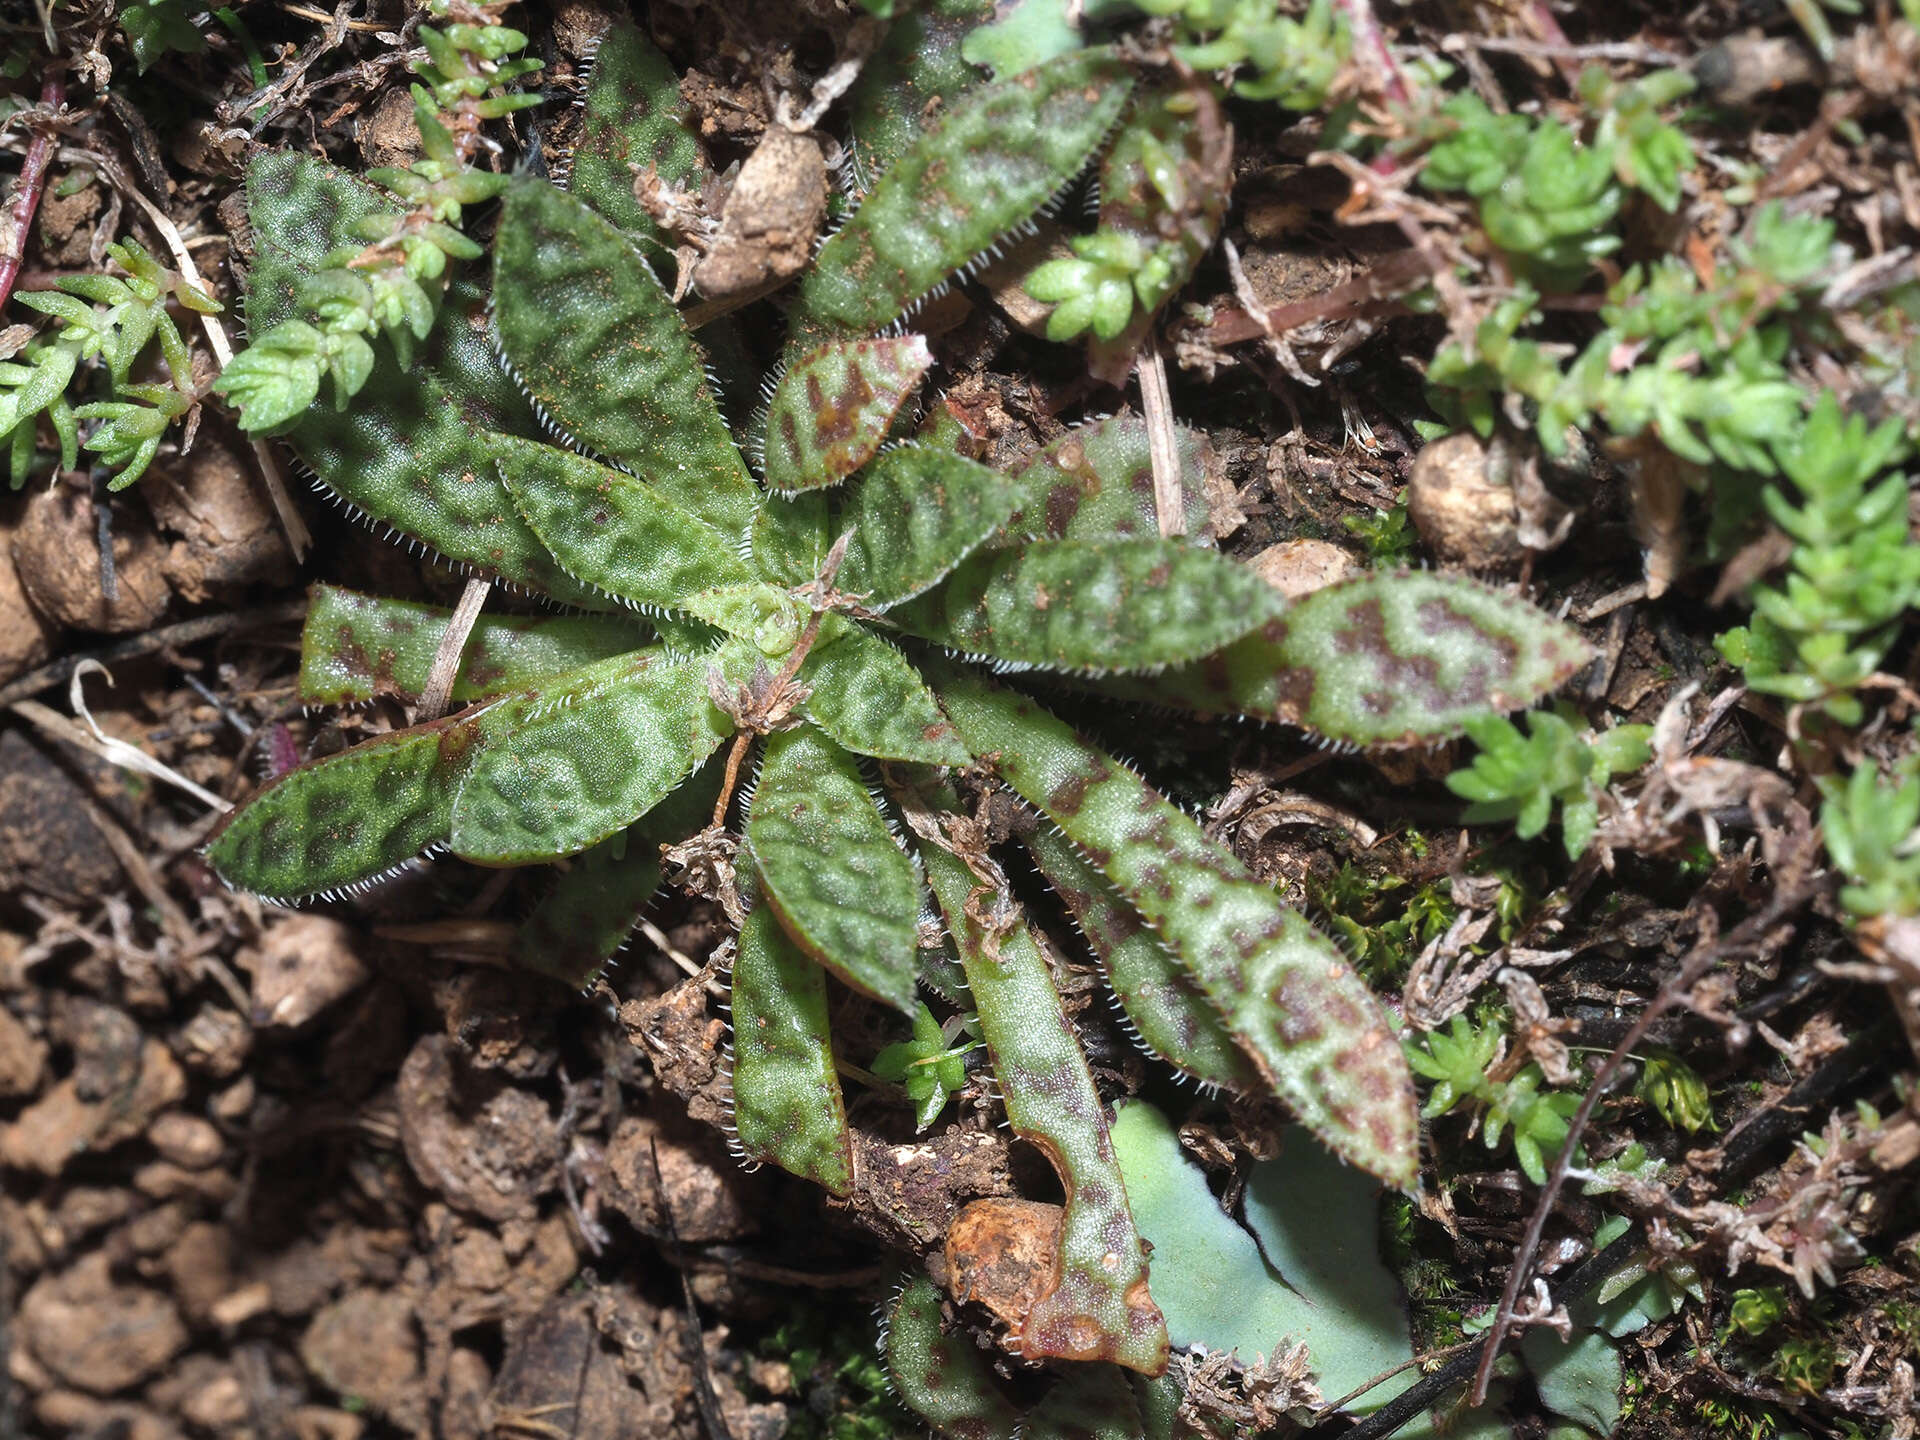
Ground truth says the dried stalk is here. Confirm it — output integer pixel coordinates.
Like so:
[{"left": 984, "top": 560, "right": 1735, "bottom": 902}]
[
  {"left": 0, "top": 600, "right": 307, "bottom": 710},
  {"left": 1137, "top": 335, "right": 1187, "bottom": 538},
  {"left": 415, "top": 576, "right": 492, "bottom": 722},
  {"left": 1468, "top": 878, "right": 1823, "bottom": 1405}
]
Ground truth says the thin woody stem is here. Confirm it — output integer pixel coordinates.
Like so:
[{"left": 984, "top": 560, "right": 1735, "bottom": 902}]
[
  {"left": 764, "top": 526, "right": 854, "bottom": 700},
  {"left": 1202, "top": 248, "right": 1434, "bottom": 346},
  {"left": 712, "top": 731, "right": 756, "bottom": 829},
  {"left": 1468, "top": 878, "right": 1821, "bottom": 1405},
  {"left": 1138, "top": 336, "right": 1186, "bottom": 538},
  {"left": 1310, "top": 1340, "right": 1477, "bottom": 1419},
  {"left": 415, "top": 576, "right": 491, "bottom": 722}
]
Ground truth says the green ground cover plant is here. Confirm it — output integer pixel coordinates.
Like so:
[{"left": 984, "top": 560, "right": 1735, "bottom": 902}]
[
  {"left": 6, "top": 0, "right": 1914, "bottom": 1435},
  {"left": 198, "top": 16, "right": 1587, "bottom": 1417},
  {"left": 1, "top": 238, "right": 219, "bottom": 489}
]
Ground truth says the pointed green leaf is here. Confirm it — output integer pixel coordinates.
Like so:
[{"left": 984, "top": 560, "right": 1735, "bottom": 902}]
[
  {"left": 919, "top": 935, "right": 974, "bottom": 1009},
  {"left": 798, "top": 50, "right": 1134, "bottom": 334},
  {"left": 493, "top": 433, "right": 750, "bottom": 611},
  {"left": 566, "top": 21, "right": 702, "bottom": 248},
  {"left": 761, "top": 335, "right": 933, "bottom": 493},
  {"left": 1134, "top": 1373, "right": 1180, "bottom": 1440},
  {"left": 898, "top": 540, "right": 1283, "bottom": 674},
  {"left": 1085, "top": 83, "right": 1229, "bottom": 374},
  {"left": 509, "top": 769, "right": 719, "bottom": 989},
  {"left": 1023, "top": 1366, "right": 1145, "bottom": 1440},
  {"left": 451, "top": 646, "right": 740, "bottom": 864},
  {"left": 883, "top": 1274, "right": 1020, "bottom": 1440},
  {"left": 1098, "top": 85, "right": 1225, "bottom": 247},
  {"left": 917, "top": 823, "right": 1170, "bottom": 1375},
  {"left": 914, "top": 399, "right": 976, "bottom": 456},
  {"left": 751, "top": 490, "right": 832, "bottom": 587},
  {"left": 1006, "top": 413, "right": 1211, "bottom": 544},
  {"left": 730, "top": 902, "right": 856, "bottom": 1196},
  {"left": 513, "top": 833, "right": 661, "bottom": 990},
  {"left": 845, "top": 0, "right": 995, "bottom": 189},
  {"left": 1025, "top": 825, "right": 1257, "bottom": 1092},
  {"left": 491, "top": 177, "right": 757, "bottom": 543},
  {"left": 933, "top": 671, "right": 1420, "bottom": 1189},
  {"left": 240, "top": 152, "right": 399, "bottom": 334},
  {"left": 205, "top": 711, "right": 487, "bottom": 902},
  {"left": 299, "top": 584, "right": 641, "bottom": 707},
  {"left": 241, "top": 157, "right": 598, "bottom": 605},
  {"left": 800, "top": 625, "right": 972, "bottom": 767},
  {"left": 1122, "top": 571, "right": 1593, "bottom": 747},
  {"left": 837, "top": 445, "right": 1023, "bottom": 609},
  {"left": 681, "top": 583, "right": 810, "bottom": 658},
  {"left": 649, "top": 612, "right": 731, "bottom": 655},
  {"left": 288, "top": 367, "right": 602, "bottom": 605},
  {"left": 747, "top": 726, "right": 920, "bottom": 1015}
]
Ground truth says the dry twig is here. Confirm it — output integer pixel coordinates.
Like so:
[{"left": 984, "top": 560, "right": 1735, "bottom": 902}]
[
  {"left": 1137, "top": 335, "right": 1187, "bottom": 538},
  {"left": 415, "top": 576, "right": 492, "bottom": 722},
  {"left": 0, "top": 600, "right": 307, "bottom": 710},
  {"left": 1468, "top": 876, "right": 1825, "bottom": 1405}
]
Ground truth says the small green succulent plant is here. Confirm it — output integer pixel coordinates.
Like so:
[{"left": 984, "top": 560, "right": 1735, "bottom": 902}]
[
  {"left": 1717, "top": 395, "right": 1917, "bottom": 727},
  {"left": 869, "top": 1002, "right": 977, "bottom": 1131},
  {"left": 1, "top": 238, "right": 221, "bottom": 490},
  {"left": 1446, "top": 707, "right": 1654, "bottom": 859},
  {"left": 214, "top": 0, "right": 541, "bottom": 432},
  {"left": 206, "top": 24, "right": 1588, "bottom": 1404}
]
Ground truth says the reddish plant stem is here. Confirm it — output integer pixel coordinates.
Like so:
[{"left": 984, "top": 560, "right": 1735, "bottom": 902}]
[
  {"left": 1523, "top": 1, "right": 1586, "bottom": 88},
  {"left": 1336, "top": 0, "right": 1410, "bottom": 106},
  {"left": 1331, "top": 0, "right": 1417, "bottom": 181},
  {"left": 0, "top": 75, "right": 65, "bottom": 315},
  {"left": 708, "top": 534, "right": 849, "bottom": 829},
  {"left": 1526, "top": 0, "right": 1571, "bottom": 43}
]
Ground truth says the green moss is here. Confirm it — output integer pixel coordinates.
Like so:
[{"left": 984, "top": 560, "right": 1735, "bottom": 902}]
[{"left": 759, "top": 1303, "right": 917, "bottom": 1440}]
